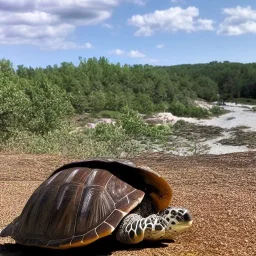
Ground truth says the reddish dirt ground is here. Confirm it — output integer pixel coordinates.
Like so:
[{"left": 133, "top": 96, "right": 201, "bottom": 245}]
[{"left": 0, "top": 151, "right": 255, "bottom": 256}]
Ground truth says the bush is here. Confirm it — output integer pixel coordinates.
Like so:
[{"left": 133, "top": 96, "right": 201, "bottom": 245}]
[
  {"left": 210, "top": 106, "right": 226, "bottom": 116},
  {"left": 3, "top": 125, "right": 142, "bottom": 158},
  {"left": 169, "top": 101, "right": 210, "bottom": 118},
  {"left": 25, "top": 80, "right": 74, "bottom": 134},
  {"left": 0, "top": 78, "right": 30, "bottom": 141},
  {"left": 119, "top": 109, "right": 171, "bottom": 140},
  {"left": 188, "top": 106, "right": 210, "bottom": 118},
  {"left": 92, "top": 110, "right": 121, "bottom": 119},
  {"left": 168, "top": 101, "right": 187, "bottom": 116}
]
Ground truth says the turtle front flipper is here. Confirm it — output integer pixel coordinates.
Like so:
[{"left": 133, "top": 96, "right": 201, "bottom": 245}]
[
  {"left": 115, "top": 207, "right": 193, "bottom": 244},
  {"left": 115, "top": 213, "right": 166, "bottom": 244}
]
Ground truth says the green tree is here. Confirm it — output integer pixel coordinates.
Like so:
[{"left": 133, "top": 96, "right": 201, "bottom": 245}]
[
  {"left": 25, "top": 79, "right": 74, "bottom": 134},
  {"left": 0, "top": 78, "right": 30, "bottom": 140},
  {"left": 194, "top": 76, "right": 219, "bottom": 101}
]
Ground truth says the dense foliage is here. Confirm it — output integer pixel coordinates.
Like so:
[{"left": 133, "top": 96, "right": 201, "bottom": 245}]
[
  {"left": 165, "top": 61, "right": 256, "bottom": 100},
  {"left": 12, "top": 57, "right": 218, "bottom": 116},
  {"left": 14, "top": 58, "right": 256, "bottom": 117},
  {"left": 1, "top": 57, "right": 256, "bottom": 156},
  {"left": 0, "top": 59, "right": 73, "bottom": 141}
]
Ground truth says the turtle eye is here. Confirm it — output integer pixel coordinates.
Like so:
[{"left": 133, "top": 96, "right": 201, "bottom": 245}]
[{"left": 183, "top": 212, "right": 192, "bottom": 221}]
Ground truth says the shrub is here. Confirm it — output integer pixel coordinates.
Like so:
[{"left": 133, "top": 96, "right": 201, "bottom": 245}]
[
  {"left": 210, "top": 106, "right": 226, "bottom": 116},
  {"left": 92, "top": 110, "right": 121, "bottom": 119},
  {"left": 119, "top": 109, "right": 171, "bottom": 140},
  {"left": 0, "top": 78, "right": 30, "bottom": 141},
  {"left": 3, "top": 125, "right": 141, "bottom": 158},
  {"left": 25, "top": 79, "right": 74, "bottom": 134},
  {"left": 169, "top": 101, "right": 210, "bottom": 118},
  {"left": 168, "top": 101, "right": 187, "bottom": 116}
]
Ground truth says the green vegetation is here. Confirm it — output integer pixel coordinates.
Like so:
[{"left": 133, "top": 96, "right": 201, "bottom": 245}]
[
  {"left": 2, "top": 111, "right": 171, "bottom": 158},
  {"left": 219, "top": 129, "right": 256, "bottom": 148},
  {"left": 232, "top": 98, "right": 256, "bottom": 105},
  {"left": 166, "top": 61, "right": 256, "bottom": 100},
  {"left": 1, "top": 57, "right": 256, "bottom": 157}
]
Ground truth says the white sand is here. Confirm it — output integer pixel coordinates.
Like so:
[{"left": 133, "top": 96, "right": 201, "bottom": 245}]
[
  {"left": 152, "top": 103, "right": 256, "bottom": 155},
  {"left": 178, "top": 103, "right": 256, "bottom": 131}
]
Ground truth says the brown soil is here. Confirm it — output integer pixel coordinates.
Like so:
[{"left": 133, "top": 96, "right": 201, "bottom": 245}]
[{"left": 0, "top": 151, "right": 255, "bottom": 256}]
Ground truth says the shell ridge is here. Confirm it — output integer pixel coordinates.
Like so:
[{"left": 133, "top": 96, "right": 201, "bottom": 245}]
[
  {"left": 72, "top": 184, "right": 84, "bottom": 236},
  {"left": 115, "top": 188, "right": 137, "bottom": 204},
  {"left": 104, "top": 174, "right": 113, "bottom": 189},
  {"left": 72, "top": 168, "right": 94, "bottom": 237},
  {"left": 43, "top": 185, "right": 61, "bottom": 240}
]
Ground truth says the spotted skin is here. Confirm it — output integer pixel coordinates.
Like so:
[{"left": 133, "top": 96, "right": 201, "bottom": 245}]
[{"left": 115, "top": 206, "right": 192, "bottom": 244}]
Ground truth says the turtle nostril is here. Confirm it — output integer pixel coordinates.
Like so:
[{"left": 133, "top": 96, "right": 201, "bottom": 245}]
[{"left": 183, "top": 212, "right": 192, "bottom": 222}]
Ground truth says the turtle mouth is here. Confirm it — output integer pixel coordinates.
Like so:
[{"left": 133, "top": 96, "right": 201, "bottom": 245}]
[
  {"left": 173, "top": 220, "right": 193, "bottom": 232},
  {"left": 164, "top": 220, "right": 193, "bottom": 240},
  {"left": 182, "top": 220, "right": 193, "bottom": 227}
]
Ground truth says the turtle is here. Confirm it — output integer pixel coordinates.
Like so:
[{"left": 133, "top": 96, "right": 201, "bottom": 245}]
[{"left": 0, "top": 159, "right": 192, "bottom": 249}]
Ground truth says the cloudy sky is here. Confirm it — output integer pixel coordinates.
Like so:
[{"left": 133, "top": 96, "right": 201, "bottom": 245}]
[{"left": 0, "top": 0, "right": 256, "bottom": 67}]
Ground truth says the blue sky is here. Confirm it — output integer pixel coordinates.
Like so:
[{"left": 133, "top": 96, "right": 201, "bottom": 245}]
[{"left": 0, "top": 0, "right": 256, "bottom": 68}]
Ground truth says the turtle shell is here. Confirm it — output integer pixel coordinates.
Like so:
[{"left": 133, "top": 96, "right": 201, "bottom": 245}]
[{"left": 0, "top": 159, "right": 172, "bottom": 249}]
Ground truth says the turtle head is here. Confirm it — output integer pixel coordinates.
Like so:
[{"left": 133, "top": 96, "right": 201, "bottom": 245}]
[{"left": 159, "top": 207, "right": 193, "bottom": 240}]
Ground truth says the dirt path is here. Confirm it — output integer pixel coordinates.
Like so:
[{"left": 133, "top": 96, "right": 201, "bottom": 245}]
[{"left": 0, "top": 152, "right": 255, "bottom": 256}]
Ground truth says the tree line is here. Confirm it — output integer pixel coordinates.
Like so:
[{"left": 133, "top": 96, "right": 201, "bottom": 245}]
[
  {"left": 1, "top": 57, "right": 256, "bottom": 139},
  {"left": 165, "top": 61, "right": 256, "bottom": 100}
]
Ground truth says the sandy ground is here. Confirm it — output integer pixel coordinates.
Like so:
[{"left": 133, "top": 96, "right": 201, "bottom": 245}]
[
  {"left": 178, "top": 103, "right": 256, "bottom": 131},
  {"left": 147, "top": 102, "right": 256, "bottom": 156},
  {"left": 0, "top": 151, "right": 256, "bottom": 256}
]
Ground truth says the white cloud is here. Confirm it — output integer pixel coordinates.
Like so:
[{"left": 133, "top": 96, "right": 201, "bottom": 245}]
[
  {"left": 102, "top": 23, "right": 113, "bottom": 29},
  {"left": 109, "top": 49, "right": 145, "bottom": 58},
  {"left": 217, "top": 5, "right": 256, "bottom": 36},
  {"left": 109, "top": 49, "right": 125, "bottom": 55},
  {"left": 128, "top": 50, "right": 145, "bottom": 58},
  {"left": 128, "top": 6, "right": 214, "bottom": 36},
  {"left": 44, "top": 40, "right": 93, "bottom": 50},
  {"left": 126, "top": 0, "right": 146, "bottom": 6},
  {"left": 170, "top": 0, "right": 185, "bottom": 3},
  {"left": 84, "top": 42, "right": 93, "bottom": 49},
  {"left": 0, "top": 0, "right": 120, "bottom": 49},
  {"left": 156, "top": 43, "right": 164, "bottom": 48},
  {"left": 197, "top": 19, "right": 215, "bottom": 31}
]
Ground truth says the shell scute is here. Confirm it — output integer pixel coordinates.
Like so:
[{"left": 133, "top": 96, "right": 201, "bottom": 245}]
[
  {"left": 75, "top": 186, "right": 115, "bottom": 235},
  {"left": 21, "top": 184, "right": 59, "bottom": 238},
  {"left": 105, "top": 175, "right": 135, "bottom": 202},
  {"left": 46, "top": 183, "right": 83, "bottom": 239}
]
